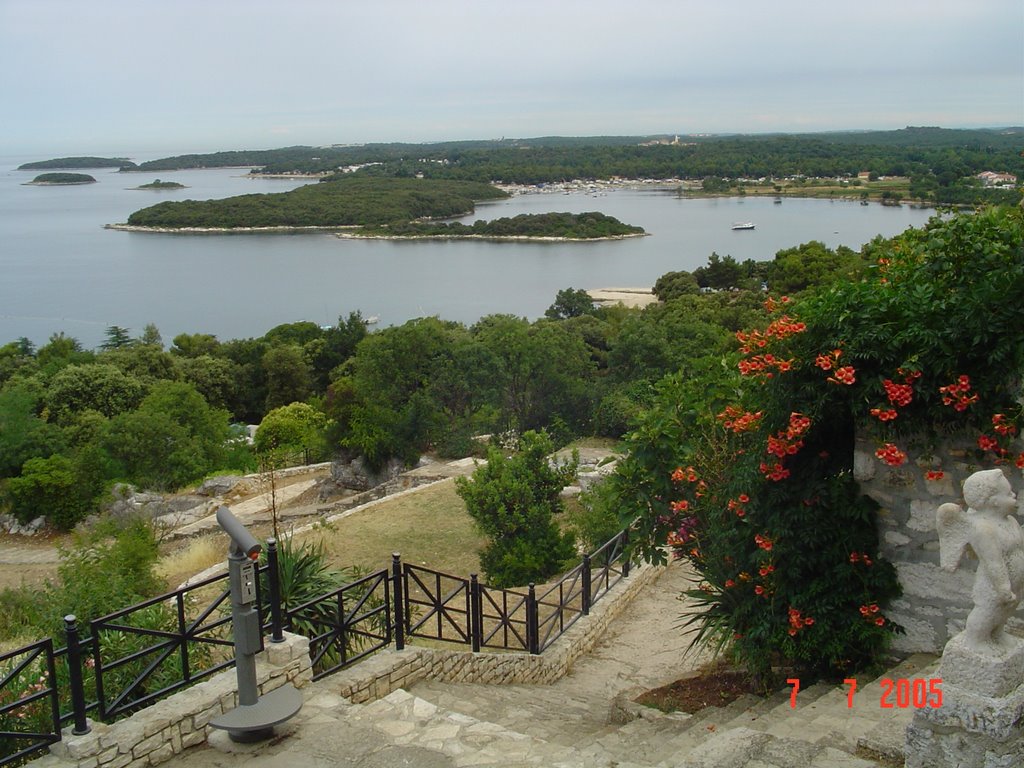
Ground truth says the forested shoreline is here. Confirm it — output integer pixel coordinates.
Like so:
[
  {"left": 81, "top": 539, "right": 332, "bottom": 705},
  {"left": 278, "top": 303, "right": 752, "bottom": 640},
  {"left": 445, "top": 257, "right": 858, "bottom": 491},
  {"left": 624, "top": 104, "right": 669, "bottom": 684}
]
[
  {"left": 21, "top": 127, "right": 1023, "bottom": 208},
  {"left": 123, "top": 176, "right": 507, "bottom": 229}
]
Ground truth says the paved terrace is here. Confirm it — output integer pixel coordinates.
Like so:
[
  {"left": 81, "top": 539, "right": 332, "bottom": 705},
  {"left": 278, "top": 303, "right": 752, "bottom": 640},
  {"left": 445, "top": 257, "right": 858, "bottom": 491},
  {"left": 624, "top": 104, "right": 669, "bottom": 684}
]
[{"left": 31, "top": 560, "right": 936, "bottom": 768}]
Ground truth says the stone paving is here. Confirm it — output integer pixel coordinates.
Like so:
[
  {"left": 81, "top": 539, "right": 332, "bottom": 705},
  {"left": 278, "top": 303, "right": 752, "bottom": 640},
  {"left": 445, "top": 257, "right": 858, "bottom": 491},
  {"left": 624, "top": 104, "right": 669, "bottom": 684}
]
[{"left": 147, "top": 560, "right": 933, "bottom": 768}]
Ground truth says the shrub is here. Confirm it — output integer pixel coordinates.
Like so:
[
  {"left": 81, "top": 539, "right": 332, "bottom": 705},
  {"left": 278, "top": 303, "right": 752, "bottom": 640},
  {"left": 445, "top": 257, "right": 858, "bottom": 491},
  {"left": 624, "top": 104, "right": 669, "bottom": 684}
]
[
  {"left": 455, "top": 430, "right": 577, "bottom": 587},
  {"left": 615, "top": 206, "right": 1024, "bottom": 685},
  {"left": 6, "top": 452, "right": 102, "bottom": 531}
]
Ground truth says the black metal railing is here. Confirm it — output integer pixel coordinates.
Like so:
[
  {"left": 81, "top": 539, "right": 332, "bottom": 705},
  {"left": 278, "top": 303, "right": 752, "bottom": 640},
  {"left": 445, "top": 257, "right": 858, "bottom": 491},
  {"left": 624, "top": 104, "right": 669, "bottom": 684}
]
[
  {"left": 587, "top": 529, "right": 630, "bottom": 608},
  {"left": 534, "top": 564, "right": 586, "bottom": 653},
  {"left": 0, "top": 529, "right": 632, "bottom": 766},
  {"left": 472, "top": 578, "right": 530, "bottom": 652},
  {"left": 91, "top": 566, "right": 252, "bottom": 721},
  {"left": 286, "top": 568, "right": 391, "bottom": 681},
  {"left": 0, "top": 640, "right": 60, "bottom": 767},
  {"left": 403, "top": 564, "right": 472, "bottom": 646}
]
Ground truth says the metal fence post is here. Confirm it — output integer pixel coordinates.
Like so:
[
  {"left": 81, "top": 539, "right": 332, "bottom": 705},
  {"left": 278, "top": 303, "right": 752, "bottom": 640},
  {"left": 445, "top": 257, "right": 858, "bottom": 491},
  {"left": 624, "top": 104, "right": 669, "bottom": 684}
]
[
  {"left": 391, "top": 553, "right": 405, "bottom": 651},
  {"left": 63, "top": 615, "right": 90, "bottom": 735},
  {"left": 526, "top": 583, "right": 539, "bottom": 655},
  {"left": 266, "top": 538, "right": 285, "bottom": 643},
  {"left": 620, "top": 529, "right": 631, "bottom": 577},
  {"left": 581, "top": 555, "right": 592, "bottom": 616},
  {"left": 469, "top": 574, "right": 482, "bottom": 652}
]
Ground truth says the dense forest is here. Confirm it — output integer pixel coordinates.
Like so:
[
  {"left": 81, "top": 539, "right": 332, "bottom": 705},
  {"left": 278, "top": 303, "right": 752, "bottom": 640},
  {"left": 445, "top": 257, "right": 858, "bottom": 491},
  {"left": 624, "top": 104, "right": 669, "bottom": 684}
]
[
  {"left": 29, "top": 172, "right": 96, "bottom": 184},
  {"left": 355, "top": 211, "right": 645, "bottom": 239},
  {"left": 134, "top": 180, "right": 185, "bottom": 190},
  {"left": 120, "top": 127, "right": 1024, "bottom": 206},
  {"left": 124, "top": 176, "right": 507, "bottom": 228},
  {"left": 18, "top": 157, "right": 137, "bottom": 170}
]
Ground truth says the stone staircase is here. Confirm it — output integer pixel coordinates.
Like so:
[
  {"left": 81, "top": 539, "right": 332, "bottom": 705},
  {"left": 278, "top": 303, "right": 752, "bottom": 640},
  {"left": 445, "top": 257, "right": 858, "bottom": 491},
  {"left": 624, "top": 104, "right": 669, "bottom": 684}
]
[
  {"left": 397, "top": 653, "right": 940, "bottom": 767},
  {"left": 132, "top": 558, "right": 939, "bottom": 768}
]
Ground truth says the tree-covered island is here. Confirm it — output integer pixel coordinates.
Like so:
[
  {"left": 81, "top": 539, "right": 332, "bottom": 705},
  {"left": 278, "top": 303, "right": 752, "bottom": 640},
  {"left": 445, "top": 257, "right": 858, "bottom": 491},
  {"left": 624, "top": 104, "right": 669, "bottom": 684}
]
[
  {"left": 134, "top": 179, "right": 186, "bottom": 190},
  {"left": 27, "top": 172, "right": 97, "bottom": 185},
  {"left": 119, "top": 177, "right": 508, "bottom": 231},
  {"left": 19, "top": 157, "right": 137, "bottom": 170},
  {"left": 116, "top": 177, "right": 644, "bottom": 238},
  {"left": 348, "top": 211, "right": 645, "bottom": 240}
]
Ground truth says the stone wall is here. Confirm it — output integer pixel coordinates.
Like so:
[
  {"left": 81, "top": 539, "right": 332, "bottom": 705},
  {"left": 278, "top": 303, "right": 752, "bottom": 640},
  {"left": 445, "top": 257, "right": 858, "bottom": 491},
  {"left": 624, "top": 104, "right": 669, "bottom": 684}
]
[
  {"left": 33, "top": 633, "right": 311, "bottom": 768},
  {"left": 855, "top": 434, "right": 1024, "bottom": 654},
  {"left": 31, "top": 560, "right": 661, "bottom": 768},
  {"left": 325, "top": 561, "right": 662, "bottom": 703}
]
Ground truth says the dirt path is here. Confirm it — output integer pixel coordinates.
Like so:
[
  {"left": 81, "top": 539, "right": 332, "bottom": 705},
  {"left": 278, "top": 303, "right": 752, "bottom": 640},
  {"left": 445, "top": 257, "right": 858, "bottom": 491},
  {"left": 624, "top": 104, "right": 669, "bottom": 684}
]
[
  {"left": 0, "top": 538, "right": 62, "bottom": 589},
  {"left": 0, "top": 468, "right": 330, "bottom": 592}
]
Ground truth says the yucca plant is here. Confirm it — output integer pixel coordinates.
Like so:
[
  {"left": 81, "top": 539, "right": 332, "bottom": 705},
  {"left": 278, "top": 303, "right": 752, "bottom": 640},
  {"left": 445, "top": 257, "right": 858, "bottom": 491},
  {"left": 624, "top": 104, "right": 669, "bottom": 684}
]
[{"left": 260, "top": 537, "right": 385, "bottom": 672}]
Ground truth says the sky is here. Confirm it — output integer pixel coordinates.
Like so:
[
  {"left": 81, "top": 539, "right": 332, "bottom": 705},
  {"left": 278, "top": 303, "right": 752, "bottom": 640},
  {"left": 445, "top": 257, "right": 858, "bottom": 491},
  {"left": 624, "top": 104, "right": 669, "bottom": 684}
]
[{"left": 1, "top": 0, "right": 1022, "bottom": 158}]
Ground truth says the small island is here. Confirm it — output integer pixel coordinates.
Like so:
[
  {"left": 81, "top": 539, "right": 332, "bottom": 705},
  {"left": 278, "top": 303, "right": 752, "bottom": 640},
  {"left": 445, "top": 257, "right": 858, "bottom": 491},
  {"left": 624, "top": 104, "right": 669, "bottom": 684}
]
[
  {"left": 134, "top": 179, "right": 186, "bottom": 190},
  {"left": 114, "top": 177, "right": 510, "bottom": 231},
  {"left": 111, "top": 177, "right": 645, "bottom": 240},
  {"left": 345, "top": 212, "right": 646, "bottom": 241},
  {"left": 19, "top": 156, "right": 136, "bottom": 171},
  {"left": 26, "top": 172, "right": 97, "bottom": 185}
]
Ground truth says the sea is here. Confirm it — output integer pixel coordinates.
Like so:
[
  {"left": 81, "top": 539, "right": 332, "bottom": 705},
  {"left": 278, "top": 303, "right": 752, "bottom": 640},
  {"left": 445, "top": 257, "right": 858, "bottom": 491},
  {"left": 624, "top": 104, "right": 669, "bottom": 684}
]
[{"left": 0, "top": 155, "right": 935, "bottom": 350}]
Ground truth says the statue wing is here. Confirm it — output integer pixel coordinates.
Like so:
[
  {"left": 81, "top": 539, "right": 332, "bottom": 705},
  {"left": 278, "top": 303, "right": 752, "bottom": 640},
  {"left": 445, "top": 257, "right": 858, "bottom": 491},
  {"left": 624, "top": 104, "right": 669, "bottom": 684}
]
[{"left": 936, "top": 502, "right": 971, "bottom": 571}]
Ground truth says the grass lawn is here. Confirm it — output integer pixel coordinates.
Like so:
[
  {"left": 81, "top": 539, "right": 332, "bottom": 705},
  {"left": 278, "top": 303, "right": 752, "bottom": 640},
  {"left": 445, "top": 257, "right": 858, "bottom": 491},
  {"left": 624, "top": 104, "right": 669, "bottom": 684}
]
[{"left": 302, "top": 479, "right": 488, "bottom": 577}]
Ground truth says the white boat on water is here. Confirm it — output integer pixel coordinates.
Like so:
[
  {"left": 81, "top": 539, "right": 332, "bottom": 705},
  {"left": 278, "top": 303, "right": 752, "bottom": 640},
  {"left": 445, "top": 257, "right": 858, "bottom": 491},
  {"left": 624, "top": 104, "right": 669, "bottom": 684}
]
[{"left": 731, "top": 222, "right": 755, "bottom": 230}]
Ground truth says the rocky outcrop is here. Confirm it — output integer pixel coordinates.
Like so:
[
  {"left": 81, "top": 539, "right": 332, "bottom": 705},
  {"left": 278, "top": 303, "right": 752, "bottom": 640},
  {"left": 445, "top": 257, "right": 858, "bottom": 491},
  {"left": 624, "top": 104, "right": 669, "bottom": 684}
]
[
  {"left": 329, "top": 456, "right": 410, "bottom": 492},
  {"left": 0, "top": 513, "right": 46, "bottom": 536}
]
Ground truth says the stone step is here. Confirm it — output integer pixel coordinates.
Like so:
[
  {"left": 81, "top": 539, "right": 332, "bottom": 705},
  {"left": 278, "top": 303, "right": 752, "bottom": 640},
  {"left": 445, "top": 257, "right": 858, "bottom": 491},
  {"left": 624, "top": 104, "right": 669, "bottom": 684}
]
[
  {"left": 350, "top": 688, "right": 591, "bottom": 766},
  {"left": 409, "top": 680, "right": 620, "bottom": 749},
  {"left": 405, "top": 656, "right": 930, "bottom": 767},
  {"left": 320, "top": 670, "right": 893, "bottom": 768},
  {"left": 678, "top": 726, "right": 881, "bottom": 768},
  {"left": 587, "top": 692, "right": 785, "bottom": 767},
  {"left": 732, "top": 654, "right": 939, "bottom": 758}
]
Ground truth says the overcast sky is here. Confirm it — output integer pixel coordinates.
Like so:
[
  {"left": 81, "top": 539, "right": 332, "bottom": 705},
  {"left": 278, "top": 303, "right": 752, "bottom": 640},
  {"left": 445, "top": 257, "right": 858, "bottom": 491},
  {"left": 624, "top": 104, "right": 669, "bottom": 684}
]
[{"left": 2, "top": 0, "right": 1021, "bottom": 158}]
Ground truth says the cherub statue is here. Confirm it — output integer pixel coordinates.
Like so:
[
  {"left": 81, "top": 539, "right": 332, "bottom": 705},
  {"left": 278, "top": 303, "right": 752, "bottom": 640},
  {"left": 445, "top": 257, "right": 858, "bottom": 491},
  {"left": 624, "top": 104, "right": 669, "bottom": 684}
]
[{"left": 937, "top": 468, "right": 1024, "bottom": 654}]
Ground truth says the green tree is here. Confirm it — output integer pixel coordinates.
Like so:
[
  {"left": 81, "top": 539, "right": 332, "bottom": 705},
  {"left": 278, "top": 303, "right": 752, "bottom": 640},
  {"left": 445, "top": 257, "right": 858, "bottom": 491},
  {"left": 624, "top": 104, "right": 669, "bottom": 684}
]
[
  {"left": 101, "top": 343, "right": 177, "bottom": 384},
  {"left": 262, "top": 344, "right": 312, "bottom": 411},
  {"left": 139, "top": 323, "right": 163, "bottom": 347},
  {"left": 544, "top": 287, "right": 597, "bottom": 320},
  {"left": 175, "top": 354, "right": 238, "bottom": 411},
  {"left": 5, "top": 452, "right": 103, "bottom": 530},
  {"left": 694, "top": 252, "right": 744, "bottom": 290},
  {"left": 652, "top": 270, "right": 700, "bottom": 301},
  {"left": 104, "top": 381, "right": 230, "bottom": 490},
  {"left": 455, "top": 431, "right": 577, "bottom": 587},
  {"left": 44, "top": 363, "right": 145, "bottom": 424},
  {"left": 36, "top": 332, "right": 93, "bottom": 376},
  {"left": 170, "top": 332, "right": 221, "bottom": 358},
  {"left": 254, "top": 402, "right": 329, "bottom": 456},
  {"left": 311, "top": 311, "right": 368, "bottom": 388},
  {"left": 329, "top": 318, "right": 457, "bottom": 467},
  {"left": 45, "top": 516, "right": 163, "bottom": 630},
  {"left": 100, "top": 325, "right": 135, "bottom": 350},
  {"left": 0, "top": 339, "right": 37, "bottom": 385},
  {"left": 0, "top": 385, "right": 67, "bottom": 478},
  {"left": 768, "top": 241, "right": 867, "bottom": 294},
  {"left": 473, "top": 315, "right": 595, "bottom": 435}
]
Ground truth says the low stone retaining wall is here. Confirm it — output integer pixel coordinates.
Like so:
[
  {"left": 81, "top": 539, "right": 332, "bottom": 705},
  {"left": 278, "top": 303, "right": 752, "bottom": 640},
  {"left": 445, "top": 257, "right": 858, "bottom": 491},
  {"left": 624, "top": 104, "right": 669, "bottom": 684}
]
[
  {"left": 327, "top": 561, "right": 663, "bottom": 703},
  {"left": 33, "top": 634, "right": 311, "bottom": 768},
  {"left": 30, "top": 560, "right": 660, "bottom": 768}
]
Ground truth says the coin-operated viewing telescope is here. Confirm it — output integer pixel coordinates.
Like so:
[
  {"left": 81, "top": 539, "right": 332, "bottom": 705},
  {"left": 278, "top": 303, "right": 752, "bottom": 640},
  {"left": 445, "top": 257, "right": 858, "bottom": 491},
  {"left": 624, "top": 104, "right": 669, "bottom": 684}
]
[{"left": 209, "top": 506, "right": 302, "bottom": 743}]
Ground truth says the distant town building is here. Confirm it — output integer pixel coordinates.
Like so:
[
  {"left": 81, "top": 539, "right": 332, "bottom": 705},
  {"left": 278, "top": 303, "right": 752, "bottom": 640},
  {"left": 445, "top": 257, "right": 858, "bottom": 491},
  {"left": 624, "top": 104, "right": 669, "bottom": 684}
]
[{"left": 976, "top": 171, "right": 1017, "bottom": 186}]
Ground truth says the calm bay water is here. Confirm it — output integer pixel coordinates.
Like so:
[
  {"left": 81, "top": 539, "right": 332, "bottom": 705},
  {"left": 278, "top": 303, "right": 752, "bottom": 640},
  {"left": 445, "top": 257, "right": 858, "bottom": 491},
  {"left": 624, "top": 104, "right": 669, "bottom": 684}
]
[{"left": 0, "top": 156, "right": 934, "bottom": 349}]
